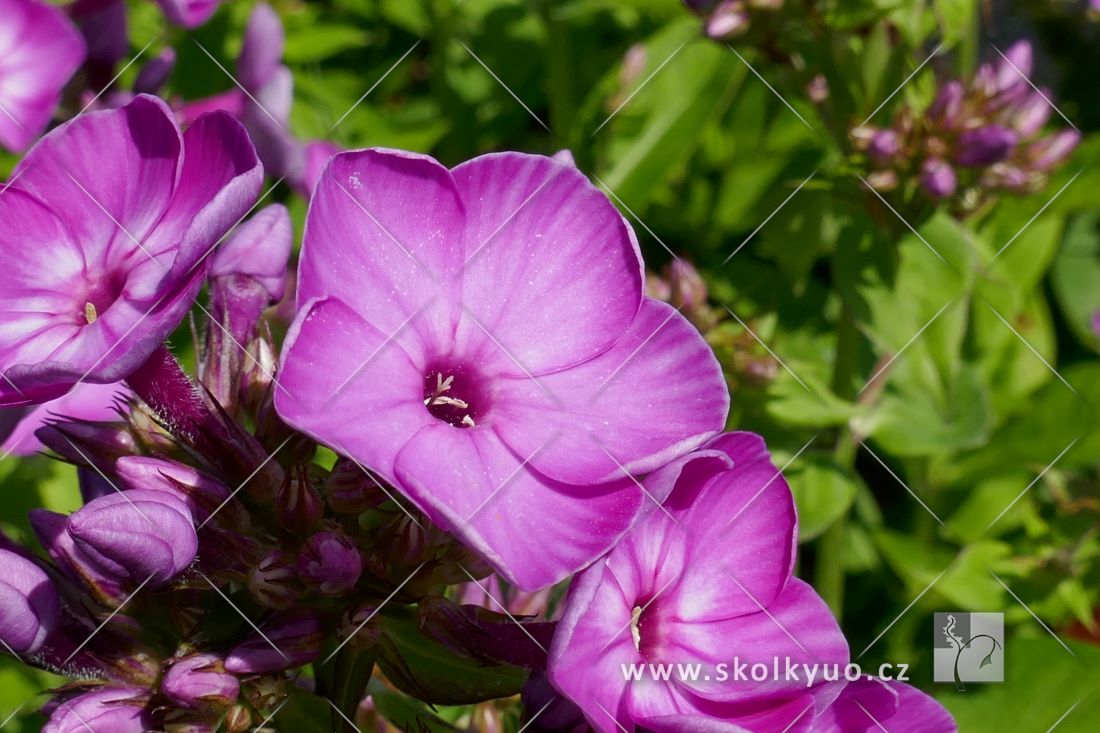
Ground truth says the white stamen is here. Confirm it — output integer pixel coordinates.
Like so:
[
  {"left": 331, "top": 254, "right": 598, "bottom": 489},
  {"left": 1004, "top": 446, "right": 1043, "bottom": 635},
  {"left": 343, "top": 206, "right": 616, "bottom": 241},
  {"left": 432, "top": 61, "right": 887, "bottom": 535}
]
[
  {"left": 84, "top": 302, "right": 98, "bottom": 324},
  {"left": 461, "top": 415, "right": 476, "bottom": 428}
]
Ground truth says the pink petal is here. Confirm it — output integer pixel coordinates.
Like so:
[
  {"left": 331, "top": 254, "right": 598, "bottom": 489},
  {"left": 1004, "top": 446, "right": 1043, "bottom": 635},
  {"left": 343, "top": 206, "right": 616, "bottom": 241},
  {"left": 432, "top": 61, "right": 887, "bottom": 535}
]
[
  {"left": 393, "top": 424, "right": 645, "bottom": 590},
  {"left": 492, "top": 299, "right": 727, "bottom": 485},
  {"left": 275, "top": 297, "right": 433, "bottom": 479},
  {"left": 1, "top": 381, "right": 127, "bottom": 456},
  {"left": 298, "top": 149, "right": 466, "bottom": 366},
  {"left": 451, "top": 152, "right": 644, "bottom": 375}
]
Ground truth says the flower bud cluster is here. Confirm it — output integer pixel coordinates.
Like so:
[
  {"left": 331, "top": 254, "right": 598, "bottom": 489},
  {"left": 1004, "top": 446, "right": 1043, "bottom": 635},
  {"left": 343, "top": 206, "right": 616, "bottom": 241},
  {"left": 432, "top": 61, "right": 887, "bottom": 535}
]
[{"left": 855, "top": 41, "right": 1080, "bottom": 208}]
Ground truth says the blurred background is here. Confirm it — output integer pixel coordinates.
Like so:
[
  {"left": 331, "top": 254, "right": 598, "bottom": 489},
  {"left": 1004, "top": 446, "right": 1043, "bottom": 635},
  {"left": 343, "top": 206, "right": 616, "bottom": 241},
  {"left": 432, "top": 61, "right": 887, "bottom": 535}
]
[{"left": 3, "top": 0, "right": 1100, "bottom": 730}]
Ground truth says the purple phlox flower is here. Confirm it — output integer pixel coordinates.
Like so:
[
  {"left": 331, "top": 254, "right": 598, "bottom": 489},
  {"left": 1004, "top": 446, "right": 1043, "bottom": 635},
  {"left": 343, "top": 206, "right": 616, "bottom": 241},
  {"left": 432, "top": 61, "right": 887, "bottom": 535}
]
[
  {"left": 955, "top": 125, "right": 1018, "bottom": 167},
  {"left": 275, "top": 149, "right": 728, "bottom": 590},
  {"left": 162, "top": 653, "right": 240, "bottom": 708},
  {"left": 43, "top": 686, "right": 150, "bottom": 733},
  {"left": 920, "top": 158, "right": 957, "bottom": 199},
  {"left": 0, "top": 94, "right": 262, "bottom": 407},
  {"left": 808, "top": 677, "right": 955, "bottom": 732},
  {"left": 224, "top": 609, "right": 323, "bottom": 673},
  {"left": 65, "top": 489, "right": 199, "bottom": 586},
  {"left": 297, "top": 531, "right": 362, "bottom": 594},
  {"left": 155, "top": 0, "right": 222, "bottom": 29},
  {"left": 0, "top": 546, "right": 60, "bottom": 654},
  {"left": 0, "top": 0, "right": 86, "bottom": 152},
  {"left": 548, "top": 432, "right": 848, "bottom": 733},
  {"left": 0, "top": 381, "right": 127, "bottom": 457}
]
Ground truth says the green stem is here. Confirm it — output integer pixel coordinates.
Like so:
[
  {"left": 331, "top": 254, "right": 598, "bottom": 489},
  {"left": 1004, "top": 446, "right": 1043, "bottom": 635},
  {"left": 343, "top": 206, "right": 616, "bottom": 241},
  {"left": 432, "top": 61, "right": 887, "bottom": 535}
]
[
  {"left": 535, "top": 0, "right": 574, "bottom": 149},
  {"left": 814, "top": 299, "right": 861, "bottom": 617}
]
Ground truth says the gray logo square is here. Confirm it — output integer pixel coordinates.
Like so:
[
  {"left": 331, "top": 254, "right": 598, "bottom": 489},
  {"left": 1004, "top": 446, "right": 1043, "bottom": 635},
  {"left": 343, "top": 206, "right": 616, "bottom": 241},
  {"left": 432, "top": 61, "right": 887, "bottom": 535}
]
[{"left": 933, "top": 612, "right": 1004, "bottom": 688}]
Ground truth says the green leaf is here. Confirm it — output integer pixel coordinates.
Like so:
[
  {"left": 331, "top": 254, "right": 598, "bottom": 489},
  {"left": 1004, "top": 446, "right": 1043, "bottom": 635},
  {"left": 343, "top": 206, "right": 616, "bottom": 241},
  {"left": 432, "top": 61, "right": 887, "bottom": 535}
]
[
  {"left": 1051, "top": 212, "right": 1100, "bottom": 352},
  {"left": 367, "top": 680, "right": 460, "bottom": 733},
  {"left": 376, "top": 614, "right": 529, "bottom": 705},
  {"left": 274, "top": 687, "right": 336, "bottom": 733},
  {"left": 284, "top": 25, "right": 371, "bottom": 64},
  {"left": 787, "top": 457, "right": 858, "bottom": 541}
]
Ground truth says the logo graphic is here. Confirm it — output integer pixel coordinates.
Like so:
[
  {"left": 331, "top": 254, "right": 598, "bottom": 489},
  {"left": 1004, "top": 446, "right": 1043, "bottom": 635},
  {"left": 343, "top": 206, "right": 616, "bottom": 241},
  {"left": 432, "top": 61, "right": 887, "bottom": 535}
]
[{"left": 933, "top": 612, "right": 1004, "bottom": 689}]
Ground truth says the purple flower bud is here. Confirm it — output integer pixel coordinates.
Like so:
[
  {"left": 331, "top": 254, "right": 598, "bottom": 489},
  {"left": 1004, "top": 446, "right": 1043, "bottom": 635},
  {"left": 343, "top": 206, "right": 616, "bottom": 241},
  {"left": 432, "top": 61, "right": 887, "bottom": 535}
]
[
  {"left": 521, "top": 674, "right": 588, "bottom": 733},
  {"left": 1028, "top": 129, "right": 1081, "bottom": 170},
  {"left": 66, "top": 490, "right": 198, "bottom": 586},
  {"left": 225, "top": 611, "right": 323, "bottom": 673},
  {"left": 955, "top": 125, "right": 1018, "bottom": 167},
  {"left": 237, "top": 3, "right": 285, "bottom": 91},
  {"left": 323, "top": 458, "right": 387, "bottom": 514},
  {"left": 210, "top": 205, "right": 293, "bottom": 305},
  {"left": 114, "top": 456, "right": 232, "bottom": 523},
  {"left": 249, "top": 551, "right": 300, "bottom": 609},
  {"left": 995, "top": 41, "right": 1033, "bottom": 93},
  {"left": 162, "top": 654, "right": 240, "bottom": 708},
  {"left": 1013, "top": 89, "right": 1053, "bottom": 137},
  {"left": 43, "top": 687, "right": 150, "bottom": 733},
  {"left": 0, "top": 548, "right": 60, "bottom": 654},
  {"left": 867, "top": 129, "right": 901, "bottom": 164},
  {"left": 706, "top": 1, "right": 749, "bottom": 39},
  {"left": 920, "top": 158, "right": 957, "bottom": 198},
  {"left": 297, "top": 531, "right": 362, "bottom": 594},
  {"left": 338, "top": 603, "right": 383, "bottom": 649},
  {"left": 134, "top": 49, "right": 176, "bottom": 95},
  {"left": 276, "top": 467, "right": 324, "bottom": 535},
  {"left": 929, "top": 81, "right": 964, "bottom": 127},
  {"left": 30, "top": 509, "right": 126, "bottom": 603}
]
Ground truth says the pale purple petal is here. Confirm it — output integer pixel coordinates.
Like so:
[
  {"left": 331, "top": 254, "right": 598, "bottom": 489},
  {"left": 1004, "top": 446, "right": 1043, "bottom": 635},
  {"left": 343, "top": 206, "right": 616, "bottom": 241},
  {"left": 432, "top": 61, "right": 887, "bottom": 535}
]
[
  {"left": 1, "top": 381, "right": 127, "bottom": 456},
  {"left": 237, "top": 3, "right": 284, "bottom": 91},
  {"left": 451, "top": 153, "right": 644, "bottom": 375},
  {"left": 492, "top": 299, "right": 727, "bottom": 484}
]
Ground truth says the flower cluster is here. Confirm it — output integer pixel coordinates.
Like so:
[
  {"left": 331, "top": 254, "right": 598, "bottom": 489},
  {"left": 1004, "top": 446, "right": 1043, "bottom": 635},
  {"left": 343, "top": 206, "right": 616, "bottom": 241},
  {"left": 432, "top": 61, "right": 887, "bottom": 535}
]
[
  {"left": 855, "top": 41, "right": 1080, "bottom": 208},
  {"left": 0, "top": 4, "right": 961, "bottom": 731}
]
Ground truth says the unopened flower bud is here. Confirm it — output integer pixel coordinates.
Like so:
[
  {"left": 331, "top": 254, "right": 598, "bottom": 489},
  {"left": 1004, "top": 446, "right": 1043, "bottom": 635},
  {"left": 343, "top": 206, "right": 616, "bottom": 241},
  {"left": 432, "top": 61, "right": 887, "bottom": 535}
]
[
  {"left": 225, "top": 611, "right": 323, "bottom": 674},
  {"left": 249, "top": 551, "right": 300, "bottom": 609},
  {"left": 67, "top": 490, "right": 198, "bottom": 586},
  {"left": 224, "top": 704, "right": 252, "bottom": 733},
  {"left": 929, "top": 81, "right": 964, "bottom": 127},
  {"left": 1028, "top": 129, "right": 1081, "bottom": 171},
  {"left": 114, "top": 456, "right": 232, "bottom": 524},
  {"left": 277, "top": 467, "right": 324, "bottom": 534},
  {"left": 297, "top": 531, "right": 362, "bottom": 594},
  {"left": 339, "top": 604, "right": 382, "bottom": 650},
  {"left": 162, "top": 654, "right": 239, "bottom": 708},
  {"left": 920, "top": 158, "right": 957, "bottom": 199},
  {"left": 30, "top": 509, "right": 125, "bottom": 603},
  {"left": 323, "top": 458, "right": 386, "bottom": 514},
  {"left": 955, "top": 125, "right": 1018, "bottom": 167},
  {"left": 867, "top": 129, "right": 901, "bottom": 164},
  {"left": 0, "top": 548, "right": 60, "bottom": 654},
  {"left": 36, "top": 419, "right": 136, "bottom": 470},
  {"left": 134, "top": 49, "right": 176, "bottom": 95},
  {"left": 706, "top": 1, "right": 749, "bottom": 39},
  {"left": 43, "top": 687, "right": 150, "bottom": 733},
  {"left": 1013, "top": 89, "right": 1053, "bottom": 136}
]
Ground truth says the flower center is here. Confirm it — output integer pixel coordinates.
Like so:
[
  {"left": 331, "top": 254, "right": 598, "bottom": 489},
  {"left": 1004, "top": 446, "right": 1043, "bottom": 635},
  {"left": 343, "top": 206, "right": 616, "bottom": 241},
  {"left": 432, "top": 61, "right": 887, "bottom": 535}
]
[
  {"left": 423, "top": 365, "right": 487, "bottom": 428},
  {"left": 78, "top": 272, "right": 126, "bottom": 326}
]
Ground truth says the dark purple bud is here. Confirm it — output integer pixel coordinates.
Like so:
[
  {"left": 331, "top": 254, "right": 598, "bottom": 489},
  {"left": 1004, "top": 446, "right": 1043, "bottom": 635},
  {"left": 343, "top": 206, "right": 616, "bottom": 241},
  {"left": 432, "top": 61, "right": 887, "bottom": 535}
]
[
  {"left": 338, "top": 603, "right": 382, "bottom": 650},
  {"left": 66, "top": 490, "right": 198, "bottom": 586},
  {"left": 36, "top": 419, "right": 136, "bottom": 469},
  {"left": 113, "top": 456, "right": 231, "bottom": 523},
  {"left": 920, "top": 158, "right": 957, "bottom": 198},
  {"left": 249, "top": 551, "right": 300, "bottom": 609},
  {"left": 134, "top": 49, "right": 176, "bottom": 95},
  {"left": 78, "top": 467, "right": 117, "bottom": 503},
  {"left": 237, "top": 3, "right": 285, "bottom": 91},
  {"left": 323, "top": 458, "right": 386, "bottom": 514},
  {"left": 30, "top": 509, "right": 126, "bottom": 604},
  {"left": 70, "top": 0, "right": 128, "bottom": 70},
  {"left": 297, "top": 531, "right": 362, "bottom": 594},
  {"left": 705, "top": 1, "right": 749, "bottom": 39},
  {"left": 1013, "top": 89, "right": 1052, "bottom": 137},
  {"left": 929, "top": 81, "right": 964, "bottom": 127},
  {"left": 276, "top": 466, "right": 324, "bottom": 534},
  {"left": 1028, "top": 129, "right": 1081, "bottom": 171},
  {"left": 0, "top": 548, "right": 60, "bottom": 655},
  {"left": 225, "top": 611, "right": 323, "bottom": 673},
  {"left": 43, "top": 687, "right": 150, "bottom": 733},
  {"left": 867, "top": 129, "right": 902, "bottom": 164},
  {"left": 521, "top": 674, "right": 588, "bottom": 733},
  {"left": 162, "top": 654, "right": 240, "bottom": 708},
  {"left": 955, "top": 125, "right": 1017, "bottom": 167}
]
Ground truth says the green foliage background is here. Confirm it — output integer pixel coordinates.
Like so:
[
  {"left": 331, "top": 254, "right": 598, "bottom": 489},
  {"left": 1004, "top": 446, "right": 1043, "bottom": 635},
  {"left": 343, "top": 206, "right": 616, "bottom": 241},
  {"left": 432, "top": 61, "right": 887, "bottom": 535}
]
[{"left": 3, "top": 0, "right": 1100, "bottom": 730}]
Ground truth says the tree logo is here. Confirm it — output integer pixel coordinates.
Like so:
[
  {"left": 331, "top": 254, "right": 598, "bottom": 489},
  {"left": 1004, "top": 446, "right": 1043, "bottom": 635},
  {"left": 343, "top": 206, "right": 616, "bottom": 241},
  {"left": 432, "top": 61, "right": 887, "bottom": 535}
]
[{"left": 933, "top": 612, "right": 1004, "bottom": 689}]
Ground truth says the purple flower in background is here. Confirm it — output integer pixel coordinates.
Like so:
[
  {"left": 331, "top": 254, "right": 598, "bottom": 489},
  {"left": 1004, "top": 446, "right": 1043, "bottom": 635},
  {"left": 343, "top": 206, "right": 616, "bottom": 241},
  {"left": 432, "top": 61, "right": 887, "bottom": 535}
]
[
  {"left": 0, "top": 0, "right": 85, "bottom": 152},
  {"left": 549, "top": 433, "right": 848, "bottom": 732},
  {"left": 808, "top": 678, "right": 955, "bottom": 732},
  {"left": 66, "top": 489, "right": 198, "bottom": 585},
  {"left": 155, "top": 0, "right": 222, "bottom": 29},
  {"left": 921, "top": 158, "right": 957, "bottom": 199},
  {"left": 955, "top": 125, "right": 1017, "bottom": 167},
  {"left": 0, "top": 95, "right": 262, "bottom": 406},
  {"left": 43, "top": 687, "right": 150, "bottom": 733},
  {"left": 0, "top": 382, "right": 127, "bottom": 457},
  {"left": 162, "top": 653, "right": 240, "bottom": 708},
  {"left": 69, "top": 0, "right": 128, "bottom": 77},
  {"left": 0, "top": 547, "right": 60, "bottom": 654},
  {"left": 276, "top": 149, "right": 728, "bottom": 589}
]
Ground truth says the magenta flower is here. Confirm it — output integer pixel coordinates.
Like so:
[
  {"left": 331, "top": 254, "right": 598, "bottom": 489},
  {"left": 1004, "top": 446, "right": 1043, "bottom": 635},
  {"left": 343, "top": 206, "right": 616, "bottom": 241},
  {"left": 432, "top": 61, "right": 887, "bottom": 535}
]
[
  {"left": 0, "top": 546, "right": 60, "bottom": 654},
  {"left": 155, "top": 0, "right": 221, "bottom": 29},
  {"left": 0, "top": 382, "right": 126, "bottom": 457},
  {"left": 0, "top": 0, "right": 85, "bottom": 152},
  {"left": 276, "top": 149, "right": 728, "bottom": 589},
  {"left": 809, "top": 678, "right": 955, "bottom": 732},
  {"left": 161, "top": 653, "right": 240, "bottom": 708},
  {"left": 0, "top": 95, "right": 262, "bottom": 406},
  {"left": 548, "top": 433, "right": 848, "bottom": 732}
]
